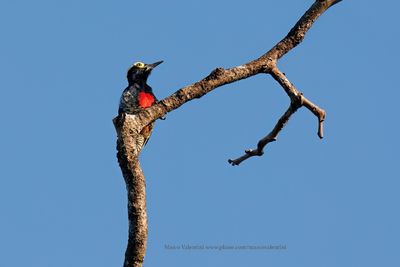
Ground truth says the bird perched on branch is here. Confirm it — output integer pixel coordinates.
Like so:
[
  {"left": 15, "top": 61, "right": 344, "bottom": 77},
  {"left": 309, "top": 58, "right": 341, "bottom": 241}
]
[{"left": 119, "top": 60, "right": 163, "bottom": 150}]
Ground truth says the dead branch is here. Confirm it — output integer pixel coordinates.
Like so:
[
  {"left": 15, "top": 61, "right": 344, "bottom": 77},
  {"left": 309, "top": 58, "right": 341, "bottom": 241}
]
[
  {"left": 114, "top": 0, "right": 342, "bottom": 266},
  {"left": 227, "top": 66, "right": 326, "bottom": 165},
  {"left": 129, "top": 0, "right": 338, "bottom": 164}
]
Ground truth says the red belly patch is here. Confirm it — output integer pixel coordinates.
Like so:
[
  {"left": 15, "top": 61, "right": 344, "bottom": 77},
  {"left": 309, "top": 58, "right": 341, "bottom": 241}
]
[{"left": 138, "top": 92, "right": 155, "bottom": 108}]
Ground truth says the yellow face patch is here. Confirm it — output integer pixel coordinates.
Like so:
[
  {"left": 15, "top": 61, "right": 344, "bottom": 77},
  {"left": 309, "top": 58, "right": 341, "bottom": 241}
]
[{"left": 133, "top": 62, "right": 145, "bottom": 68}]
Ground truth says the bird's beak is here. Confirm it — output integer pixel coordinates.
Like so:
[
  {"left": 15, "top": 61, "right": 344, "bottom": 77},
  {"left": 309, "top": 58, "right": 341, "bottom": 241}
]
[{"left": 146, "top": 60, "right": 163, "bottom": 72}]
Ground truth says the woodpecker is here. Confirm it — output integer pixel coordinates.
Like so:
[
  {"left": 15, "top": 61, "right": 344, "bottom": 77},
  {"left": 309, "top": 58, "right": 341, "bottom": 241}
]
[{"left": 119, "top": 60, "right": 163, "bottom": 150}]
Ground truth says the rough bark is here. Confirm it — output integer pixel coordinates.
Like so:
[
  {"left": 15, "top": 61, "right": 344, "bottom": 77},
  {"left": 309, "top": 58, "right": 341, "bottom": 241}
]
[
  {"left": 113, "top": 1, "right": 342, "bottom": 266},
  {"left": 114, "top": 115, "right": 148, "bottom": 267}
]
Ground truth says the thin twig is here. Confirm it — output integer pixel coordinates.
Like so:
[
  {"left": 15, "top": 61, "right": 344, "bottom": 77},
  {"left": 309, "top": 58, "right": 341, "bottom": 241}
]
[
  {"left": 228, "top": 66, "right": 327, "bottom": 165},
  {"left": 228, "top": 102, "right": 301, "bottom": 166}
]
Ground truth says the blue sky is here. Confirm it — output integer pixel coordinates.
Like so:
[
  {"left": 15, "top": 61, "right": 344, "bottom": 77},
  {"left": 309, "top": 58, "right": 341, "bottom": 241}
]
[{"left": 1, "top": 0, "right": 399, "bottom": 266}]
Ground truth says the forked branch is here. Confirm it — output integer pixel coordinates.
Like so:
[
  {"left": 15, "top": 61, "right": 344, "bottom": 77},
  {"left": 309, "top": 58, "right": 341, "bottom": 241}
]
[
  {"left": 129, "top": 0, "right": 339, "bottom": 165},
  {"left": 114, "top": 0, "right": 342, "bottom": 266},
  {"left": 228, "top": 66, "right": 326, "bottom": 165}
]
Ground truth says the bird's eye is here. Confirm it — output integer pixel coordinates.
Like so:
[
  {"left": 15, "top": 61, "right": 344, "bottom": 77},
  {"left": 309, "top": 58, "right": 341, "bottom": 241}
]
[{"left": 134, "top": 62, "right": 145, "bottom": 68}]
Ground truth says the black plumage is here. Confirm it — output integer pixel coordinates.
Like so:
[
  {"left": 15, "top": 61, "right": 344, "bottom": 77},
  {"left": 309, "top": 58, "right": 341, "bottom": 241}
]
[{"left": 119, "top": 60, "right": 163, "bottom": 150}]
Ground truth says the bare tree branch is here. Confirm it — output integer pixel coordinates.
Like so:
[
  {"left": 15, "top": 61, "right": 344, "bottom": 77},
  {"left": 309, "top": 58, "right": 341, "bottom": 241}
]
[
  {"left": 228, "top": 103, "right": 300, "bottom": 166},
  {"left": 269, "top": 67, "right": 326, "bottom": 138},
  {"left": 129, "top": 0, "right": 337, "bottom": 149},
  {"left": 113, "top": 0, "right": 342, "bottom": 266},
  {"left": 228, "top": 66, "right": 326, "bottom": 165}
]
